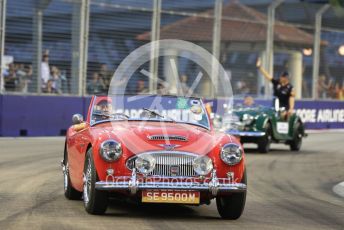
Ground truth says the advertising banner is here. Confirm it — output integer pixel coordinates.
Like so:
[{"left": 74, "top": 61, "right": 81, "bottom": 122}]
[{"left": 0, "top": 95, "right": 343, "bottom": 136}]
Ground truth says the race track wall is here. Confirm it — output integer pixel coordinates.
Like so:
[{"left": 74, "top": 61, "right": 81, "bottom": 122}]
[
  {"left": 0, "top": 95, "right": 90, "bottom": 136},
  {"left": 0, "top": 95, "right": 343, "bottom": 136}
]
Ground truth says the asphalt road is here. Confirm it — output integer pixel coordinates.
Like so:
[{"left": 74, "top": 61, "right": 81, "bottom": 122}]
[{"left": 0, "top": 134, "right": 343, "bottom": 230}]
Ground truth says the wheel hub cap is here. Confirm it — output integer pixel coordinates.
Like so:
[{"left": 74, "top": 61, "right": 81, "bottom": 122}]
[{"left": 83, "top": 159, "right": 92, "bottom": 205}]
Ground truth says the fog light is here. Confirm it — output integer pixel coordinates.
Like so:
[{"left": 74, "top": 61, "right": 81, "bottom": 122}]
[
  {"left": 227, "top": 172, "right": 234, "bottom": 182},
  {"left": 192, "top": 156, "right": 213, "bottom": 176},
  {"left": 135, "top": 154, "right": 156, "bottom": 175}
]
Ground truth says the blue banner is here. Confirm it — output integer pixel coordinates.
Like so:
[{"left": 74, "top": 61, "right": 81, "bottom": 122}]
[
  {"left": 0, "top": 95, "right": 343, "bottom": 136},
  {"left": 294, "top": 100, "right": 344, "bottom": 129}
]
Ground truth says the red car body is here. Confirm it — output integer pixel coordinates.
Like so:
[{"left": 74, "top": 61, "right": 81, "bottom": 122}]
[{"left": 62, "top": 95, "right": 247, "bottom": 219}]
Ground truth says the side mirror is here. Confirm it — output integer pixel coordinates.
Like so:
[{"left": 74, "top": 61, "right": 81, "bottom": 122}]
[
  {"left": 72, "top": 114, "right": 84, "bottom": 125},
  {"left": 274, "top": 98, "right": 280, "bottom": 112}
]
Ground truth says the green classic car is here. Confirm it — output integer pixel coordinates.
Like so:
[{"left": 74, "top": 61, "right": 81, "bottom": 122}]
[{"left": 215, "top": 100, "right": 307, "bottom": 153}]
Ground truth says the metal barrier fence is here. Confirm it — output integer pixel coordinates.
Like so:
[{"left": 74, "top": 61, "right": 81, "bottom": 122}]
[{"left": 0, "top": 0, "right": 343, "bottom": 100}]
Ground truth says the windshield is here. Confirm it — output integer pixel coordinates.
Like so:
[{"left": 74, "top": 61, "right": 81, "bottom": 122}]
[
  {"left": 233, "top": 103, "right": 262, "bottom": 110},
  {"left": 90, "top": 95, "right": 210, "bottom": 129}
]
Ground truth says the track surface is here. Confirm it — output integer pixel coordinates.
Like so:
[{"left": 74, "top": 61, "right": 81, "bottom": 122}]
[{"left": 0, "top": 134, "right": 343, "bottom": 230}]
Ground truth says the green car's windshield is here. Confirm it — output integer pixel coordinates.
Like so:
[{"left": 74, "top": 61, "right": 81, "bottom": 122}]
[
  {"left": 90, "top": 95, "right": 210, "bottom": 129},
  {"left": 233, "top": 103, "right": 263, "bottom": 110}
]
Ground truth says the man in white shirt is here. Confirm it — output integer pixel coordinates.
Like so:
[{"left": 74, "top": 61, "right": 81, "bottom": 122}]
[{"left": 41, "top": 54, "right": 50, "bottom": 88}]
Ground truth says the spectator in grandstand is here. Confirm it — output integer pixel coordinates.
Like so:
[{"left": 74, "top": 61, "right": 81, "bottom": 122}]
[
  {"left": 99, "top": 63, "right": 112, "bottom": 90},
  {"left": 15, "top": 64, "right": 33, "bottom": 93},
  {"left": 24, "top": 65, "right": 34, "bottom": 93},
  {"left": 327, "top": 77, "right": 336, "bottom": 99},
  {"left": 42, "top": 79, "right": 58, "bottom": 94},
  {"left": 235, "top": 80, "right": 250, "bottom": 96},
  {"left": 16, "top": 64, "right": 26, "bottom": 77},
  {"left": 4, "top": 63, "right": 14, "bottom": 75},
  {"left": 136, "top": 79, "right": 148, "bottom": 94},
  {"left": 157, "top": 82, "right": 170, "bottom": 95},
  {"left": 4, "top": 63, "right": 17, "bottom": 92},
  {"left": 180, "top": 74, "right": 190, "bottom": 95},
  {"left": 317, "top": 74, "right": 331, "bottom": 99},
  {"left": 59, "top": 69, "right": 68, "bottom": 93},
  {"left": 50, "top": 66, "right": 63, "bottom": 94},
  {"left": 334, "top": 82, "right": 344, "bottom": 100},
  {"left": 87, "top": 72, "right": 106, "bottom": 95},
  {"left": 41, "top": 54, "right": 50, "bottom": 89}
]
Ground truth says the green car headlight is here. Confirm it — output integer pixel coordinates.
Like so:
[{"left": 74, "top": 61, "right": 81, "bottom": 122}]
[
  {"left": 220, "top": 143, "right": 243, "bottom": 165},
  {"left": 242, "top": 114, "right": 254, "bottom": 125}
]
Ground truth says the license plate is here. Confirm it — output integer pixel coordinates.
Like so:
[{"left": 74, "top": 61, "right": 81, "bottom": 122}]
[{"left": 142, "top": 190, "right": 200, "bottom": 204}]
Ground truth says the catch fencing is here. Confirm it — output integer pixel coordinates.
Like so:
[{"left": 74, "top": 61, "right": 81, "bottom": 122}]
[{"left": 0, "top": 0, "right": 343, "bottom": 100}]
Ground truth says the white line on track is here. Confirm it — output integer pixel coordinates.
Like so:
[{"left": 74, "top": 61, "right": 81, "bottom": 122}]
[
  {"left": 333, "top": 181, "right": 344, "bottom": 198},
  {"left": 307, "top": 129, "right": 344, "bottom": 133},
  {"left": 0, "top": 137, "right": 65, "bottom": 140}
]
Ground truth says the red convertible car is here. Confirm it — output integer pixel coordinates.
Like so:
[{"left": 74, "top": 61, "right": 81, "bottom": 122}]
[{"left": 62, "top": 94, "right": 247, "bottom": 219}]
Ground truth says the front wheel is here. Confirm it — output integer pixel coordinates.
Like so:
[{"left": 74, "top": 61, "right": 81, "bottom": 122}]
[
  {"left": 63, "top": 148, "right": 82, "bottom": 200},
  {"left": 257, "top": 122, "right": 272, "bottom": 153},
  {"left": 83, "top": 148, "right": 108, "bottom": 214},
  {"left": 216, "top": 170, "right": 247, "bottom": 220},
  {"left": 289, "top": 122, "right": 303, "bottom": 151}
]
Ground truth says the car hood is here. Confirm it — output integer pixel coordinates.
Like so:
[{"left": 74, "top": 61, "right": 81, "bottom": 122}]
[
  {"left": 233, "top": 106, "right": 271, "bottom": 118},
  {"left": 90, "top": 121, "right": 223, "bottom": 155}
]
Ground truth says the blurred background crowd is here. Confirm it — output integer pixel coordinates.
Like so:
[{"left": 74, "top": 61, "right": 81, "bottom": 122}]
[
  {"left": 3, "top": 56, "right": 344, "bottom": 100},
  {"left": 1, "top": 0, "right": 343, "bottom": 100},
  {"left": 4, "top": 56, "right": 343, "bottom": 100}
]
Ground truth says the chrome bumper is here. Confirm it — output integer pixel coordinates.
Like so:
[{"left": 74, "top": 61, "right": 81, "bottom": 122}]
[
  {"left": 226, "top": 130, "right": 265, "bottom": 137},
  {"left": 95, "top": 169, "right": 247, "bottom": 196}
]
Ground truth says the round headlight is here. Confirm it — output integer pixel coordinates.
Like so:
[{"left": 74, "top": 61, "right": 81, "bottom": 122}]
[
  {"left": 135, "top": 154, "right": 156, "bottom": 175},
  {"left": 242, "top": 114, "right": 254, "bottom": 125},
  {"left": 220, "top": 143, "right": 243, "bottom": 165},
  {"left": 192, "top": 156, "right": 213, "bottom": 176},
  {"left": 99, "top": 140, "right": 122, "bottom": 162}
]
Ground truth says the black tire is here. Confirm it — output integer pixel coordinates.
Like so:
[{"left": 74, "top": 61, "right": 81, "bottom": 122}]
[
  {"left": 64, "top": 148, "right": 82, "bottom": 200},
  {"left": 216, "top": 170, "right": 247, "bottom": 220},
  {"left": 257, "top": 122, "right": 272, "bottom": 153},
  {"left": 289, "top": 122, "right": 303, "bottom": 151},
  {"left": 83, "top": 148, "right": 108, "bottom": 215}
]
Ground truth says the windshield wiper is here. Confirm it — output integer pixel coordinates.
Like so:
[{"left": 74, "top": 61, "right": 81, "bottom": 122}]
[
  {"left": 93, "top": 112, "right": 129, "bottom": 119},
  {"left": 142, "top": 108, "right": 164, "bottom": 118},
  {"left": 177, "top": 121, "right": 209, "bottom": 130},
  {"left": 142, "top": 108, "right": 175, "bottom": 122}
]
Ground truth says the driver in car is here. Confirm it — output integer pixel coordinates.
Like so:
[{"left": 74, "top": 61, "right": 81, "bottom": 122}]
[
  {"left": 256, "top": 58, "right": 295, "bottom": 119},
  {"left": 94, "top": 99, "right": 113, "bottom": 122},
  {"left": 243, "top": 95, "right": 255, "bottom": 107}
]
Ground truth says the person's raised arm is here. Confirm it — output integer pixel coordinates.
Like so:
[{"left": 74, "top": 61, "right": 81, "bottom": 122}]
[{"left": 256, "top": 58, "right": 273, "bottom": 81}]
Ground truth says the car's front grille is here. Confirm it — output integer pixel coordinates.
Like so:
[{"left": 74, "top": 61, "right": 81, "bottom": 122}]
[
  {"left": 147, "top": 135, "right": 188, "bottom": 142},
  {"left": 126, "top": 151, "right": 197, "bottom": 177}
]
